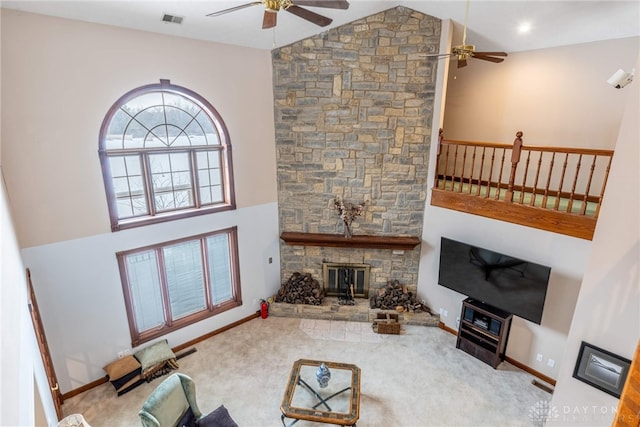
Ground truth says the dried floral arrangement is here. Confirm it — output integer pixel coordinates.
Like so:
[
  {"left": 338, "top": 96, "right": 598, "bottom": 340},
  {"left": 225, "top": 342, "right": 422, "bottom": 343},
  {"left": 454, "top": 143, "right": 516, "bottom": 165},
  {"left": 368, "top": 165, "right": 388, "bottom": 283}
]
[{"left": 332, "top": 196, "right": 366, "bottom": 238}]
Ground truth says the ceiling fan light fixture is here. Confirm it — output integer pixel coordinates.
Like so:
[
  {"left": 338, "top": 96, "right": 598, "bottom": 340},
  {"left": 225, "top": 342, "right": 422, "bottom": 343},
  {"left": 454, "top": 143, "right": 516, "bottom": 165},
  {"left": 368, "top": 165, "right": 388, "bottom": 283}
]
[
  {"left": 264, "top": 0, "right": 281, "bottom": 12},
  {"left": 452, "top": 44, "right": 475, "bottom": 54}
]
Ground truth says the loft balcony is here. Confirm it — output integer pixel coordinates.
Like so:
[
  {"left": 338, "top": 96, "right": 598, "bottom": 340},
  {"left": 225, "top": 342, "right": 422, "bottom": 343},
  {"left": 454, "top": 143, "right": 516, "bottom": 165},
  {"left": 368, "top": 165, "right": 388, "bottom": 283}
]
[{"left": 430, "top": 130, "right": 614, "bottom": 240}]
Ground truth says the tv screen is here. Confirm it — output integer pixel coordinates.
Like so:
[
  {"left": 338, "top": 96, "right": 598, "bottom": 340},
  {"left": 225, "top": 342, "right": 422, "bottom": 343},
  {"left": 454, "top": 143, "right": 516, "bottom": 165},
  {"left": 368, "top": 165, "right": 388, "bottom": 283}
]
[{"left": 438, "top": 237, "right": 551, "bottom": 324}]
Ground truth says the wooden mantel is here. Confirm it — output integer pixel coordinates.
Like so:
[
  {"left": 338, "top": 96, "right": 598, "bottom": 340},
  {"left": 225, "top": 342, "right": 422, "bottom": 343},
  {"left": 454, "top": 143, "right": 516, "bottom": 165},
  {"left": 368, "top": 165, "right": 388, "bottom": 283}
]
[{"left": 280, "top": 232, "right": 421, "bottom": 250}]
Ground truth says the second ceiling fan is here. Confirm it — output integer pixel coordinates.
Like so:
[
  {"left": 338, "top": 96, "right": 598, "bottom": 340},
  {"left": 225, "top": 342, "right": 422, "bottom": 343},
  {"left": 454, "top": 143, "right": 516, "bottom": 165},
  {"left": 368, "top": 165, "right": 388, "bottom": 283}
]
[
  {"left": 429, "top": 0, "right": 508, "bottom": 68},
  {"left": 207, "top": 0, "right": 350, "bottom": 29}
]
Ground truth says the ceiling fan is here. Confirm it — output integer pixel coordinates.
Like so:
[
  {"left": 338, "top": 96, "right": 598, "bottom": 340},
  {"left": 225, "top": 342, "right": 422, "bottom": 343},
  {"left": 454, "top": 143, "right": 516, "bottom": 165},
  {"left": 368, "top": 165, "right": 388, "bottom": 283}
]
[
  {"left": 207, "top": 0, "right": 350, "bottom": 30},
  {"left": 428, "top": 0, "right": 507, "bottom": 68}
]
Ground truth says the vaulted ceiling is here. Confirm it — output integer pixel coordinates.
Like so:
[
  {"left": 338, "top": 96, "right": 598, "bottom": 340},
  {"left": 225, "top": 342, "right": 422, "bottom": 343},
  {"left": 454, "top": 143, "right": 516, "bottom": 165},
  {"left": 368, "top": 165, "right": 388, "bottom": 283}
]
[{"left": 2, "top": 1, "right": 639, "bottom": 53}]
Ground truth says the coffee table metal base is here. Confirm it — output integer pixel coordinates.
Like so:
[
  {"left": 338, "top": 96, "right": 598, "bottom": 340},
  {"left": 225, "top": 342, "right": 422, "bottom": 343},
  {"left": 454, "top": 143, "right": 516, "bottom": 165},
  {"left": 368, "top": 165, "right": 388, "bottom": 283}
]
[{"left": 281, "top": 378, "right": 354, "bottom": 426}]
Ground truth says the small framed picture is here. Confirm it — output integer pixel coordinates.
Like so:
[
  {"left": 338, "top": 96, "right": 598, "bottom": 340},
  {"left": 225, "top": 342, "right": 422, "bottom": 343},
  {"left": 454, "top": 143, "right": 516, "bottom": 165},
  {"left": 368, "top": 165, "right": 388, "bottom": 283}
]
[{"left": 573, "top": 341, "right": 631, "bottom": 398}]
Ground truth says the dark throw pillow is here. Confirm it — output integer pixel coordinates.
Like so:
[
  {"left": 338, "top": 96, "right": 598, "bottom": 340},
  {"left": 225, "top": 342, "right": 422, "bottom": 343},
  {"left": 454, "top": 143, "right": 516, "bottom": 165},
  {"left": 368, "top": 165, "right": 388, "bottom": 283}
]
[
  {"left": 177, "top": 407, "right": 198, "bottom": 427},
  {"left": 197, "top": 405, "right": 238, "bottom": 427}
]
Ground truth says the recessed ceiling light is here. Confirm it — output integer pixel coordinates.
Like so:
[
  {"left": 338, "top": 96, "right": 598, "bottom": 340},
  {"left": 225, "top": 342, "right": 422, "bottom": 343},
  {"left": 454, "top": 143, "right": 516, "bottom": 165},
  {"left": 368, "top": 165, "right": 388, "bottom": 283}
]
[{"left": 518, "top": 22, "right": 532, "bottom": 34}]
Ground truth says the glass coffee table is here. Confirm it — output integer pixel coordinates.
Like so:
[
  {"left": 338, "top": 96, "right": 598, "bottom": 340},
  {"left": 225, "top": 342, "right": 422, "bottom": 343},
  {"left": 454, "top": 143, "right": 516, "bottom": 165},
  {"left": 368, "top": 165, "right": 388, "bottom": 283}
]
[{"left": 281, "top": 359, "right": 361, "bottom": 426}]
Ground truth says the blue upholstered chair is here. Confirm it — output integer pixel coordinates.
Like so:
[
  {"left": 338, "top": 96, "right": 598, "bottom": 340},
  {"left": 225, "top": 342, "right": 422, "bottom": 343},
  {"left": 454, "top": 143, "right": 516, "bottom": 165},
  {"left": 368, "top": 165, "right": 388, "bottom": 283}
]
[
  {"left": 139, "top": 373, "right": 238, "bottom": 427},
  {"left": 139, "top": 373, "right": 202, "bottom": 427}
]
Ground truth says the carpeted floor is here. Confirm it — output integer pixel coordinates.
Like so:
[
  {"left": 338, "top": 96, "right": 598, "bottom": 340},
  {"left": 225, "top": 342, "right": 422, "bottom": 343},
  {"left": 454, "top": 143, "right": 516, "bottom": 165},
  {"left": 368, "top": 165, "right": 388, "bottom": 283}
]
[{"left": 62, "top": 317, "right": 552, "bottom": 426}]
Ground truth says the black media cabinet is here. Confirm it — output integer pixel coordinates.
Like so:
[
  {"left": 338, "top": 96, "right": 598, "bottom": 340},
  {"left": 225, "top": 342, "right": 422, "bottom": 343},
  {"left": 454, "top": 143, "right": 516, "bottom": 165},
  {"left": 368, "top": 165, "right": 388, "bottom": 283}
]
[{"left": 456, "top": 298, "right": 513, "bottom": 368}]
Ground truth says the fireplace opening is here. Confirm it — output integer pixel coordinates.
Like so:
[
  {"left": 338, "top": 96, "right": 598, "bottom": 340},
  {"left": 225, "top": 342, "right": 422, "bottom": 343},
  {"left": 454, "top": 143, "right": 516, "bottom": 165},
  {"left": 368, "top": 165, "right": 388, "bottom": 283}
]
[{"left": 322, "top": 263, "right": 370, "bottom": 304}]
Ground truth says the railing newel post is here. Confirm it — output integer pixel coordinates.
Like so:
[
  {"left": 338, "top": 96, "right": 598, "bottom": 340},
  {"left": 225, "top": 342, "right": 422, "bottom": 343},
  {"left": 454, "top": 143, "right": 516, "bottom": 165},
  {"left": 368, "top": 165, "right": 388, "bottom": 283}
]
[{"left": 505, "top": 131, "right": 523, "bottom": 202}]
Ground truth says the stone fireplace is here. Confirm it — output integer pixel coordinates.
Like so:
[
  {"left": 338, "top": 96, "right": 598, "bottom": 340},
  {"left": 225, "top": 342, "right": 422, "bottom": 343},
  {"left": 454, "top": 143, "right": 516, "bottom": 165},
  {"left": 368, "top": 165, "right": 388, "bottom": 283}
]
[{"left": 272, "top": 7, "right": 440, "bottom": 304}]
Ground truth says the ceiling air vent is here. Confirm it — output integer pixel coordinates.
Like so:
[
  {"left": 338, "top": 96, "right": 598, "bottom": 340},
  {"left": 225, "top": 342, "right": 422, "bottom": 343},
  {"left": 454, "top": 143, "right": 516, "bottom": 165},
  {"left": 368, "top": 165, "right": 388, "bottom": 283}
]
[{"left": 162, "top": 14, "right": 184, "bottom": 24}]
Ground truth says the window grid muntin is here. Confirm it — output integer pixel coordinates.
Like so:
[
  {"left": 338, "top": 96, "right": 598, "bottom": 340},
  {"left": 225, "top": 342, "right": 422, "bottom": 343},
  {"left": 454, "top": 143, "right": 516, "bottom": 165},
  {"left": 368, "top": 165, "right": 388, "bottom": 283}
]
[
  {"left": 105, "top": 146, "right": 227, "bottom": 216},
  {"left": 118, "top": 227, "right": 241, "bottom": 346},
  {"left": 110, "top": 155, "right": 149, "bottom": 219},
  {"left": 148, "top": 151, "right": 195, "bottom": 213},
  {"left": 100, "top": 80, "right": 235, "bottom": 231},
  {"left": 113, "top": 94, "right": 221, "bottom": 150}
]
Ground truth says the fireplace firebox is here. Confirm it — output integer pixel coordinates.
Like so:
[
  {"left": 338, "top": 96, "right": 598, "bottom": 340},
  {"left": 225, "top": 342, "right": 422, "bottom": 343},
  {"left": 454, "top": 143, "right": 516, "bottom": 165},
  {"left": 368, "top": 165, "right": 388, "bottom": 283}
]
[{"left": 322, "top": 263, "right": 370, "bottom": 299}]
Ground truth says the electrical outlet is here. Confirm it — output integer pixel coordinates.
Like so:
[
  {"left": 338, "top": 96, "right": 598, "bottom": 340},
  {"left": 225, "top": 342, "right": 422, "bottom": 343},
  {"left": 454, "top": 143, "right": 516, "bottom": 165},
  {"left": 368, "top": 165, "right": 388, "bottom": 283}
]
[
  {"left": 456, "top": 316, "right": 460, "bottom": 329},
  {"left": 439, "top": 308, "right": 444, "bottom": 315},
  {"left": 117, "top": 351, "right": 125, "bottom": 359},
  {"left": 443, "top": 310, "right": 448, "bottom": 317},
  {"left": 268, "top": 257, "right": 273, "bottom": 264},
  {"left": 536, "top": 353, "right": 543, "bottom": 362},
  {"left": 547, "top": 358, "right": 555, "bottom": 368}
]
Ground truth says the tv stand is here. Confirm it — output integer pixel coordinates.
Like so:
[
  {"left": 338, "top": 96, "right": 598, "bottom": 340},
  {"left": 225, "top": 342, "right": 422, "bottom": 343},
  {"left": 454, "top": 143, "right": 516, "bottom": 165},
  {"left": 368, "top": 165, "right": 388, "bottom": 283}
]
[{"left": 456, "top": 298, "right": 513, "bottom": 368}]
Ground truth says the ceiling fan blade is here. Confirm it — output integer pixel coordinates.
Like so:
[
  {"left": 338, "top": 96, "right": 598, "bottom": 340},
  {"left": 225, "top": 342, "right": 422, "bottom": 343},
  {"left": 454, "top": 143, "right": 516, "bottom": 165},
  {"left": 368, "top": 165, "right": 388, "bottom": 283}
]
[
  {"left": 473, "top": 51, "right": 508, "bottom": 57},
  {"left": 262, "top": 10, "right": 277, "bottom": 29},
  {"left": 206, "top": 2, "right": 261, "bottom": 17},
  {"left": 423, "top": 53, "right": 454, "bottom": 58},
  {"left": 286, "top": 4, "right": 333, "bottom": 27},
  {"left": 472, "top": 54, "right": 505, "bottom": 63},
  {"left": 457, "top": 58, "right": 468, "bottom": 68},
  {"left": 292, "top": 0, "right": 350, "bottom": 9}
]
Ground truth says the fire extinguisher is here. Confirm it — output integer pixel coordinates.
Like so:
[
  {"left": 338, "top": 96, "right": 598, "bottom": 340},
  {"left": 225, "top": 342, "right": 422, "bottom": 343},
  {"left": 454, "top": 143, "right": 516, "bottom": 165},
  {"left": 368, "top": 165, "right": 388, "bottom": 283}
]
[{"left": 260, "top": 299, "right": 269, "bottom": 319}]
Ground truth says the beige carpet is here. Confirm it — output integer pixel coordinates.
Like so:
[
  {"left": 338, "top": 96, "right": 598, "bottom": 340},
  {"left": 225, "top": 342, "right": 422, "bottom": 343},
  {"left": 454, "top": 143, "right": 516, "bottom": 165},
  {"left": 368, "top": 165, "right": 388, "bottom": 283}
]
[{"left": 62, "top": 317, "right": 551, "bottom": 426}]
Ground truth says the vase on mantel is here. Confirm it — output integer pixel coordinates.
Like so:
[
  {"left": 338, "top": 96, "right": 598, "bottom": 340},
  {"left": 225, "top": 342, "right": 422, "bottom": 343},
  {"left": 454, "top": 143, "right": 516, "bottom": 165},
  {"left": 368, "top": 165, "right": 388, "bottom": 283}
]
[{"left": 342, "top": 220, "right": 353, "bottom": 238}]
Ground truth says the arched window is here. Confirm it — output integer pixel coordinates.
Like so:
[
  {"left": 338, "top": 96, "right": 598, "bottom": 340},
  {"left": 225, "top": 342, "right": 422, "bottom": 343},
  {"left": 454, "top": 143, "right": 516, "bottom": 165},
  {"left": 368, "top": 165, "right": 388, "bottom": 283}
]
[{"left": 99, "top": 79, "right": 235, "bottom": 231}]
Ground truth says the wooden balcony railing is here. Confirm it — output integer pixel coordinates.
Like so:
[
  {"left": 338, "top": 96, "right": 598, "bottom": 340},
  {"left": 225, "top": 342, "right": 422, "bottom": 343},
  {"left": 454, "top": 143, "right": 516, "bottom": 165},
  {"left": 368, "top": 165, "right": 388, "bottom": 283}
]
[{"left": 431, "top": 130, "right": 614, "bottom": 240}]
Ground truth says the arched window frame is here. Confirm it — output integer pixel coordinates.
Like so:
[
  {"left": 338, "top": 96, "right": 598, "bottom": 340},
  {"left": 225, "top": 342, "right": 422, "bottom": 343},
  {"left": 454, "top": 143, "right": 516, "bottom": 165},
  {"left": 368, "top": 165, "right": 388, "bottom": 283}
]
[{"left": 99, "top": 79, "right": 235, "bottom": 231}]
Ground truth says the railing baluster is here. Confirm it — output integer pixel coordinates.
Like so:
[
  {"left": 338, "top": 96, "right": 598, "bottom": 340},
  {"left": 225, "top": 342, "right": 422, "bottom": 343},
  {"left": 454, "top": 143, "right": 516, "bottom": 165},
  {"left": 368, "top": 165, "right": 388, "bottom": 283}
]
[
  {"left": 581, "top": 155, "right": 598, "bottom": 215},
  {"left": 451, "top": 144, "right": 459, "bottom": 191},
  {"left": 542, "top": 152, "right": 555, "bottom": 209},
  {"left": 487, "top": 147, "right": 496, "bottom": 199},
  {"left": 477, "top": 147, "right": 486, "bottom": 196},
  {"left": 444, "top": 143, "right": 451, "bottom": 190},
  {"left": 555, "top": 153, "right": 569, "bottom": 211},
  {"left": 567, "top": 154, "right": 583, "bottom": 213},
  {"left": 460, "top": 145, "right": 467, "bottom": 193},
  {"left": 497, "top": 148, "right": 506, "bottom": 200},
  {"left": 469, "top": 146, "right": 477, "bottom": 194},
  {"left": 519, "top": 150, "right": 531, "bottom": 204},
  {"left": 530, "top": 151, "right": 543, "bottom": 206}
]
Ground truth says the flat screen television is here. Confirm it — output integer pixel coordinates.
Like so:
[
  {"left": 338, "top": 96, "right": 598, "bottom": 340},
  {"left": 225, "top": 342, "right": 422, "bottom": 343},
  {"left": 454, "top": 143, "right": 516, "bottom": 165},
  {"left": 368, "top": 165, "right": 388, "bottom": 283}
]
[{"left": 438, "top": 237, "right": 551, "bottom": 324}]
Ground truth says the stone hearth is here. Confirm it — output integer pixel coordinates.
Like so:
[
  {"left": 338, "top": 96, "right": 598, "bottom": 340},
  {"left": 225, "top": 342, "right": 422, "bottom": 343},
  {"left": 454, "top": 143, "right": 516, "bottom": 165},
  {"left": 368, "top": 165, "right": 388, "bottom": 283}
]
[{"left": 268, "top": 297, "right": 439, "bottom": 327}]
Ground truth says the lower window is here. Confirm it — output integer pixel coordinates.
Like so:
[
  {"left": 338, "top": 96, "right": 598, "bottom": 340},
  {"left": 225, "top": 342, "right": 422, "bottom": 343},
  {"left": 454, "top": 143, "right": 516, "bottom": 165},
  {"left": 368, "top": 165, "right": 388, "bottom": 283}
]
[{"left": 117, "top": 227, "right": 241, "bottom": 346}]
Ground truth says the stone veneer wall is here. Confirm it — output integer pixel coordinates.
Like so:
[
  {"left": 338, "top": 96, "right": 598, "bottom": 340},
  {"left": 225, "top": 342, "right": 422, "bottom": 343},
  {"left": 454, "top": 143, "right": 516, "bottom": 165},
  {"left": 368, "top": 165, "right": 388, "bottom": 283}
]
[{"left": 272, "top": 7, "right": 441, "bottom": 290}]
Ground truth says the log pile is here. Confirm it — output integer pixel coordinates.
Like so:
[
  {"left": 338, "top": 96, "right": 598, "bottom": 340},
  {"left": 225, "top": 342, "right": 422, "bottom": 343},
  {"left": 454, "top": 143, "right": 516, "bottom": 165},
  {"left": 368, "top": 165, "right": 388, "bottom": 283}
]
[
  {"left": 370, "top": 280, "right": 433, "bottom": 314},
  {"left": 274, "top": 272, "right": 324, "bottom": 305}
]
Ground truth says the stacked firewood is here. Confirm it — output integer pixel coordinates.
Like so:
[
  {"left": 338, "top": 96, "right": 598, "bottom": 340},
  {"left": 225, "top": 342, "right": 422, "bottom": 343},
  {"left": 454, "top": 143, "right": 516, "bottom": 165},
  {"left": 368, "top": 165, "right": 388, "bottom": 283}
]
[
  {"left": 274, "top": 272, "right": 324, "bottom": 305},
  {"left": 370, "top": 280, "right": 432, "bottom": 314}
]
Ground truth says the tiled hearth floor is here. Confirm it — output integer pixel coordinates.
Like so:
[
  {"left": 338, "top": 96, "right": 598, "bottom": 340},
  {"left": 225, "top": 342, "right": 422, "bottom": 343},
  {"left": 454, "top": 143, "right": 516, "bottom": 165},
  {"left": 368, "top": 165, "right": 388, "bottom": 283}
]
[{"left": 298, "top": 318, "right": 385, "bottom": 343}]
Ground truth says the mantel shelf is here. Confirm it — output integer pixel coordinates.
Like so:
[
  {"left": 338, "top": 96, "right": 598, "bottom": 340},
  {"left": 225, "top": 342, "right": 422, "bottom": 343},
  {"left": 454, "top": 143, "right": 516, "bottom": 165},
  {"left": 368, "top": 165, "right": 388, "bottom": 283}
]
[{"left": 280, "top": 232, "right": 421, "bottom": 250}]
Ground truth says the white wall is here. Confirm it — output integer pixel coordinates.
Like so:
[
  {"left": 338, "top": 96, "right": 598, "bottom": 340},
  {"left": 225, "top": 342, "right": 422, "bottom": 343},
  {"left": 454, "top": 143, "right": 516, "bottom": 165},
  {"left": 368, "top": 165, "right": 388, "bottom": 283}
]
[
  {"left": 0, "top": 170, "right": 56, "bottom": 426},
  {"left": 419, "top": 206, "right": 588, "bottom": 379},
  {"left": 550, "top": 55, "right": 639, "bottom": 426},
  {"left": 1, "top": 9, "right": 281, "bottom": 395},
  {"left": 419, "top": 36, "right": 639, "bottom": 380},
  {"left": 21, "top": 202, "right": 281, "bottom": 393},
  {"left": 443, "top": 37, "right": 639, "bottom": 147},
  {"left": 1, "top": 9, "right": 278, "bottom": 248}
]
